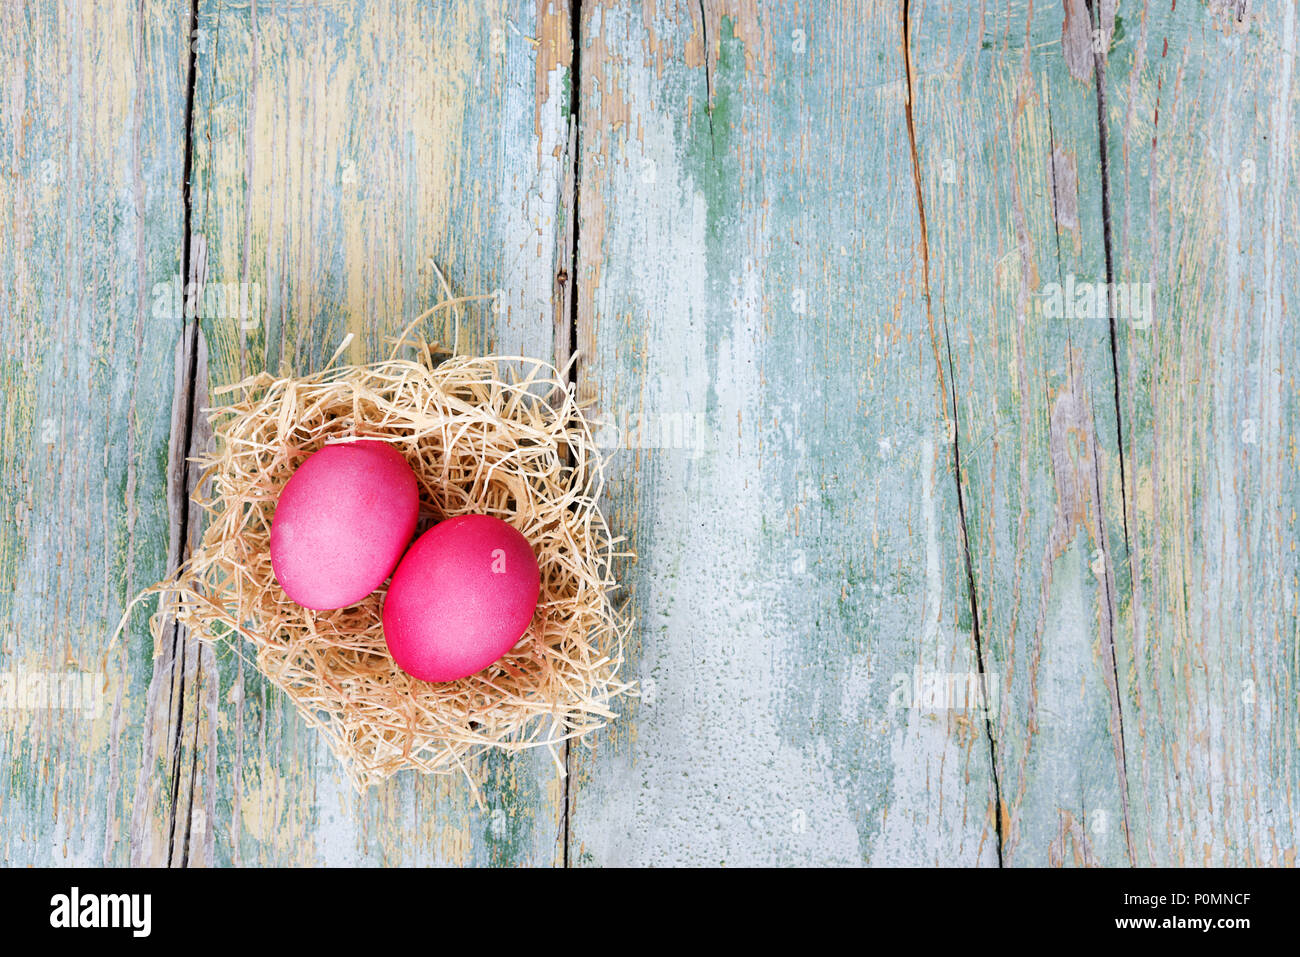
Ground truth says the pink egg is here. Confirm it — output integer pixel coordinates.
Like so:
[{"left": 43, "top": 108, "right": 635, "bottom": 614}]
[
  {"left": 270, "top": 440, "right": 419, "bottom": 610},
  {"left": 382, "top": 515, "right": 541, "bottom": 682}
]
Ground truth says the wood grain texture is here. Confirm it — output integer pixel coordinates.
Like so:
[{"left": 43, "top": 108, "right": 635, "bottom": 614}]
[
  {"left": 0, "top": 0, "right": 191, "bottom": 866},
  {"left": 909, "top": 0, "right": 1137, "bottom": 866},
  {"left": 1103, "top": 0, "right": 1299, "bottom": 865},
  {"left": 3, "top": 0, "right": 1297, "bottom": 867},
  {"left": 144, "top": 0, "right": 578, "bottom": 866},
  {"left": 906, "top": 0, "right": 1299, "bottom": 867},
  {"left": 567, "top": 0, "right": 998, "bottom": 865}
]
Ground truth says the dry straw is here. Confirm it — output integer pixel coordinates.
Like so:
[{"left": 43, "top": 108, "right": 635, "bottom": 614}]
[{"left": 125, "top": 307, "right": 633, "bottom": 793}]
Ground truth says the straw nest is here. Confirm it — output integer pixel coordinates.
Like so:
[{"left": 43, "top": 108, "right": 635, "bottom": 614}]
[{"left": 137, "top": 332, "right": 633, "bottom": 792}]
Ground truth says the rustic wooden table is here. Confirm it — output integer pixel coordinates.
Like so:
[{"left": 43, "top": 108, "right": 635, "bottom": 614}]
[{"left": 2, "top": 0, "right": 1296, "bottom": 867}]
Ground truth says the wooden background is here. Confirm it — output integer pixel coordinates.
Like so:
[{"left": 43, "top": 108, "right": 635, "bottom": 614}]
[{"left": 2, "top": 0, "right": 1296, "bottom": 866}]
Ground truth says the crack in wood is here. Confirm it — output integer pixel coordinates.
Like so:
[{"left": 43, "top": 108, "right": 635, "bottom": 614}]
[
  {"left": 902, "top": 0, "right": 1005, "bottom": 867},
  {"left": 1089, "top": 415, "right": 1137, "bottom": 865},
  {"left": 1085, "top": 0, "right": 1136, "bottom": 866},
  {"left": 698, "top": 0, "right": 716, "bottom": 154},
  {"left": 1086, "top": 0, "right": 1132, "bottom": 559}
]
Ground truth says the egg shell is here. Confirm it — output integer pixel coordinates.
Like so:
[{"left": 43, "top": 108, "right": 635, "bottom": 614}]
[
  {"left": 270, "top": 440, "right": 419, "bottom": 610},
  {"left": 382, "top": 514, "right": 541, "bottom": 682}
]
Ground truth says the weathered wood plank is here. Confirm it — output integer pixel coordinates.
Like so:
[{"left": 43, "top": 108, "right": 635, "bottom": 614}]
[
  {"left": 908, "top": 0, "right": 1138, "bottom": 866},
  {"left": 0, "top": 0, "right": 191, "bottom": 866},
  {"left": 898, "top": 0, "right": 1299, "bottom": 866},
  {"left": 7, "top": 0, "right": 1296, "bottom": 868},
  {"left": 569, "top": 0, "right": 998, "bottom": 865},
  {"left": 1103, "top": 0, "right": 1299, "bottom": 865},
  {"left": 143, "top": 0, "right": 577, "bottom": 866}
]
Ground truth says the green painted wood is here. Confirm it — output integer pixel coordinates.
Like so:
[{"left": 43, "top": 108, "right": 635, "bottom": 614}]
[
  {"left": 904, "top": 0, "right": 1299, "bottom": 867},
  {"left": 1102, "top": 0, "right": 1300, "bottom": 865},
  {"left": 0, "top": 0, "right": 191, "bottom": 866},
  {"left": 5, "top": 0, "right": 1297, "bottom": 868},
  {"left": 145, "top": 0, "right": 577, "bottom": 865},
  {"left": 568, "top": 0, "right": 999, "bottom": 865},
  {"left": 908, "top": 0, "right": 1137, "bottom": 865}
]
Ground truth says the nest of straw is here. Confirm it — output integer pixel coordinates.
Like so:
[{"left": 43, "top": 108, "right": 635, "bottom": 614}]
[{"left": 144, "top": 341, "right": 632, "bottom": 791}]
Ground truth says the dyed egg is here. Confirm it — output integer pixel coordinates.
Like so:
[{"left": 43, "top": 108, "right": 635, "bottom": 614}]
[
  {"left": 270, "top": 440, "right": 419, "bottom": 610},
  {"left": 382, "top": 514, "right": 541, "bottom": 682}
]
